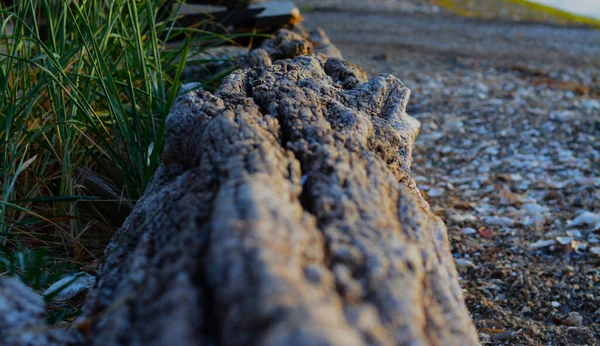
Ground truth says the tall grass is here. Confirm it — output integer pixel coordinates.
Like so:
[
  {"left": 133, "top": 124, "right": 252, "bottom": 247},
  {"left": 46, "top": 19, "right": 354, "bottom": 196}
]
[{"left": 0, "top": 0, "right": 242, "bottom": 317}]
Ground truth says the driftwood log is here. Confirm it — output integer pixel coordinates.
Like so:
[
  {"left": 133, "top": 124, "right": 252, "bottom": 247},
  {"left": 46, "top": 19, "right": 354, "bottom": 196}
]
[{"left": 1, "top": 29, "right": 478, "bottom": 345}]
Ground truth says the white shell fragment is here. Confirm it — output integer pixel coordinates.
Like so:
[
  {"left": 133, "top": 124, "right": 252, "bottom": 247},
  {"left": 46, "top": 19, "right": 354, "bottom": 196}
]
[
  {"left": 566, "top": 230, "right": 583, "bottom": 238},
  {"left": 43, "top": 272, "right": 96, "bottom": 302},
  {"left": 529, "top": 239, "right": 555, "bottom": 249},
  {"left": 462, "top": 227, "right": 477, "bottom": 235},
  {"left": 455, "top": 258, "right": 476, "bottom": 270},
  {"left": 427, "top": 187, "right": 445, "bottom": 197},
  {"left": 449, "top": 213, "right": 477, "bottom": 223},
  {"left": 589, "top": 247, "right": 600, "bottom": 257},
  {"left": 556, "top": 237, "right": 573, "bottom": 246},
  {"left": 483, "top": 216, "right": 515, "bottom": 227},
  {"left": 569, "top": 211, "right": 600, "bottom": 228}
]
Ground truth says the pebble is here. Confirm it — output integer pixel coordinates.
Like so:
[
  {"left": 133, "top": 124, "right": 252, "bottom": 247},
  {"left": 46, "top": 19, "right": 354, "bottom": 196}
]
[
  {"left": 589, "top": 247, "right": 600, "bottom": 256},
  {"left": 580, "top": 99, "right": 600, "bottom": 111},
  {"left": 565, "top": 312, "right": 583, "bottom": 326},
  {"left": 483, "top": 216, "right": 515, "bottom": 227},
  {"left": 448, "top": 213, "right": 477, "bottom": 223},
  {"left": 499, "top": 186, "right": 526, "bottom": 205},
  {"left": 427, "top": 187, "right": 444, "bottom": 197},
  {"left": 530, "top": 239, "right": 555, "bottom": 249},
  {"left": 569, "top": 211, "right": 600, "bottom": 228},
  {"left": 444, "top": 119, "right": 465, "bottom": 132},
  {"left": 574, "top": 242, "right": 588, "bottom": 253},
  {"left": 455, "top": 258, "right": 476, "bottom": 271},
  {"left": 566, "top": 230, "right": 583, "bottom": 238},
  {"left": 556, "top": 237, "right": 573, "bottom": 246},
  {"left": 491, "top": 330, "right": 516, "bottom": 341},
  {"left": 462, "top": 227, "right": 477, "bottom": 235},
  {"left": 513, "top": 203, "right": 550, "bottom": 226},
  {"left": 179, "top": 82, "right": 202, "bottom": 94}
]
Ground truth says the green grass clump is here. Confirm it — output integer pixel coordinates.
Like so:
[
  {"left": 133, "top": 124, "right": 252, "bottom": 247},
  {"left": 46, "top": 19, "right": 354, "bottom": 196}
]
[
  {"left": 435, "top": 0, "right": 600, "bottom": 28},
  {"left": 0, "top": 0, "right": 243, "bottom": 323}
]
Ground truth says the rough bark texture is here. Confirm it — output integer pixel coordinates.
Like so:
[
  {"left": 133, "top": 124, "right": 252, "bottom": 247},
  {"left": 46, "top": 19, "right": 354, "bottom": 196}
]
[
  {"left": 0, "top": 28, "right": 477, "bottom": 346},
  {"left": 77, "top": 28, "right": 478, "bottom": 346},
  {"left": 0, "top": 277, "right": 76, "bottom": 346}
]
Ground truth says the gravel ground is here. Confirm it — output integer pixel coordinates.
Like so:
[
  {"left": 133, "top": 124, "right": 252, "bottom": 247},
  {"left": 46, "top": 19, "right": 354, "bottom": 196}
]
[{"left": 299, "top": 3, "right": 600, "bottom": 345}]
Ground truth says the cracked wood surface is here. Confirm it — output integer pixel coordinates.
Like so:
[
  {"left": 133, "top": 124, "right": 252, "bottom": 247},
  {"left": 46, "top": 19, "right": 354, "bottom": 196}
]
[{"left": 78, "top": 29, "right": 478, "bottom": 346}]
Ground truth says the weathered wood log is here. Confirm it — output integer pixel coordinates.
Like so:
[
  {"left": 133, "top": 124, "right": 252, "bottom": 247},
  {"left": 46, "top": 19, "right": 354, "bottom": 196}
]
[
  {"left": 0, "top": 277, "right": 78, "bottom": 345},
  {"left": 0, "top": 29, "right": 477, "bottom": 345},
  {"left": 77, "top": 29, "right": 478, "bottom": 345}
]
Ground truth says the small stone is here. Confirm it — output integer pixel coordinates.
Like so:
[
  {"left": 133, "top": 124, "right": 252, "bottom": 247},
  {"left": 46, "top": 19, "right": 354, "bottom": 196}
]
[
  {"left": 477, "top": 227, "right": 495, "bottom": 238},
  {"left": 566, "top": 230, "right": 583, "bottom": 238},
  {"left": 43, "top": 272, "right": 96, "bottom": 302},
  {"left": 462, "top": 227, "right": 477, "bottom": 235},
  {"left": 484, "top": 146, "right": 499, "bottom": 155},
  {"left": 491, "top": 330, "right": 515, "bottom": 341},
  {"left": 179, "top": 82, "right": 202, "bottom": 94},
  {"left": 483, "top": 216, "right": 515, "bottom": 227},
  {"left": 517, "top": 203, "right": 550, "bottom": 226},
  {"left": 448, "top": 213, "right": 477, "bottom": 223},
  {"left": 589, "top": 247, "right": 600, "bottom": 256},
  {"left": 580, "top": 99, "right": 600, "bottom": 111},
  {"left": 565, "top": 312, "right": 583, "bottom": 326},
  {"left": 530, "top": 239, "right": 555, "bottom": 249},
  {"left": 455, "top": 258, "right": 476, "bottom": 271},
  {"left": 521, "top": 306, "right": 532, "bottom": 314},
  {"left": 556, "top": 237, "right": 573, "bottom": 246},
  {"left": 569, "top": 211, "right": 600, "bottom": 228},
  {"left": 499, "top": 186, "right": 525, "bottom": 205},
  {"left": 571, "top": 196, "right": 584, "bottom": 208},
  {"left": 444, "top": 119, "right": 465, "bottom": 132},
  {"left": 575, "top": 242, "right": 588, "bottom": 253},
  {"left": 510, "top": 173, "right": 524, "bottom": 181},
  {"left": 551, "top": 301, "right": 561, "bottom": 308},
  {"left": 427, "top": 187, "right": 444, "bottom": 197},
  {"left": 372, "top": 52, "right": 391, "bottom": 61}
]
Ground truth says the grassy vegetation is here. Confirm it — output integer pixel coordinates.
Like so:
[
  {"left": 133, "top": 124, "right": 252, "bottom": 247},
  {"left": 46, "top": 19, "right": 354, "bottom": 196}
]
[
  {"left": 434, "top": 0, "right": 600, "bottom": 28},
  {"left": 0, "top": 0, "right": 243, "bottom": 323}
]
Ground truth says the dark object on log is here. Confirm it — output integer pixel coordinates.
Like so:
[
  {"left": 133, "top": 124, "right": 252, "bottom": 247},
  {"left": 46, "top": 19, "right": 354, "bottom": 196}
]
[
  {"left": 78, "top": 29, "right": 479, "bottom": 345},
  {"left": 3, "top": 0, "right": 300, "bottom": 43},
  {"left": 184, "top": 0, "right": 253, "bottom": 10},
  {"left": 0, "top": 29, "right": 478, "bottom": 346},
  {"left": 166, "top": 1, "right": 302, "bottom": 34}
]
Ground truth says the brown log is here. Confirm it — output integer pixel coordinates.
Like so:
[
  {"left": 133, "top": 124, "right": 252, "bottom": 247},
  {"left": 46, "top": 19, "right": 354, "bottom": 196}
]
[
  {"left": 1, "top": 29, "right": 477, "bottom": 346},
  {"left": 0, "top": 277, "right": 78, "bottom": 345},
  {"left": 79, "top": 29, "right": 478, "bottom": 345}
]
